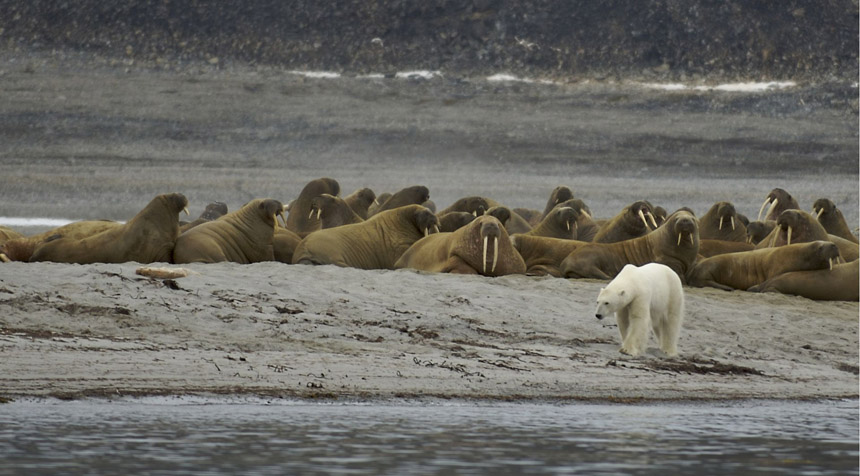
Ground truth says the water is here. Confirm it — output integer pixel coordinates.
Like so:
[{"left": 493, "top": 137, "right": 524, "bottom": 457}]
[{"left": 0, "top": 398, "right": 856, "bottom": 475}]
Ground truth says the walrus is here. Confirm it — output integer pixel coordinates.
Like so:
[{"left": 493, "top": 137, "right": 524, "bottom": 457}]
[
  {"left": 292, "top": 204, "right": 440, "bottom": 269},
  {"left": 524, "top": 207, "right": 578, "bottom": 240},
  {"left": 755, "top": 209, "right": 859, "bottom": 261},
  {"left": 437, "top": 211, "right": 477, "bottom": 233},
  {"left": 173, "top": 198, "right": 285, "bottom": 264},
  {"left": 367, "top": 192, "right": 392, "bottom": 216},
  {"left": 421, "top": 200, "right": 437, "bottom": 213},
  {"left": 273, "top": 227, "right": 302, "bottom": 264},
  {"left": 394, "top": 215, "right": 526, "bottom": 276},
  {"left": 561, "top": 210, "right": 700, "bottom": 281},
  {"left": 0, "top": 226, "right": 22, "bottom": 244},
  {"left": 343, "top": 187, "right": 377, "bottom": 220},
  {"left": 541, "top": 186, "right": 574, "bottom": 219},
  {"left": 687, "top": 241, "right": 842, "bottom": 291},
  {"left": 757, "top": 187, "right": 799, "bottom": 222},
  {"left": 699, "top": 201, "right": 748, "bottom": 242},
  {"left": 510, "top": 234, "right": 589, "bottom": 277},
  {"left": 653, "top": 206, "right": 668, "bottom": 227},
  {"left": 513, "top": 208, "right": 543, "bottom": 227},
  {"left": 485, "top": 206, "right": 512, "bottom": 228},
  {"left": 555, "top": 198, "right": 599, "bottom": 242},
  {"left": 1, "top": 219, "right": 123, "bottom": 262},
  {"left": 749, "top": 260, "right": 859, "bottom": 301},
  {"left": 285, "top": 177, "right": 340, "bottom": 236},
  {"left": 369, "top": 185, "right": 430, "bottom": 216},
  {"left": 592, "top": 200, "right": 659, "bottom": 243},
  {"left": 30, "top": 193, "right": 189, "bottom": 264},
  {"left": 698, "top": 239, "right": 755, "bottom": 258},
  {"left": 438, "top": 196, "right": 489, "bottom": 216},
  {"left": 813, "top": 198, "right": 858, "bottom": 244},
  {"left": 746, "top": 220, "right": 775, "bottom": 245},
  {"left": 179, "top": 201, "right": 229, "bottom": 234},
  {"left": 309, "top": 194, "right": 363, "bottom": 229}
]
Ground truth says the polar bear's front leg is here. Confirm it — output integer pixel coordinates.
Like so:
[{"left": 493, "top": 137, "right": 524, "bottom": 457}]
[{"left": 619, "top": 302, "right": 650, "bottom": 356}]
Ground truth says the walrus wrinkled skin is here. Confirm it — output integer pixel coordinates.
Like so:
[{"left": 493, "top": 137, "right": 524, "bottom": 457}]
[
  {"left": 1, "top": 220, "right": 122, "bottom": 262},
  {"left": 369, "top": 185, "right": 430, "bottom": 216},
  {"left": 309, "top": 194, "right": 363, "bottom": 229},
  {"left": 757, "top": 187, "right": 799, "bottom": 222},
  {"left": 561, "top": 210, "right": 700, "bottom": 281},
  {"left": 395, "top": 215, "right": 525, "bottom": 276},
  {"left": 173, "top": 198, "right": 284, "bottom": 264},
  {"left": 286, "top": 177, "right": 340, "bottom": 236},
  {"left": 30, "top": 193, "right": 188, "bottom": 264},
  {"left": 343, "top": 187, "right": 377, "bottom": 220},
  {"left": 179, "top": 201, "right": 228, "bottom": 234},
  {"left": 292, "top": 205, "right": 440, "bottom": 270},
  {"left": 698, "top": 239, "right": 755, "bottom": 258},
  {"left": 511, "top": 234, "right": 589, "bottom": 277},
  {"left": 541, "top": 186, "right": 574, "bottom": 219},
  {"left": 699, "top": 201, "right": 747, "bottom": 242},
  {"left": 273, "top": 227, "right": 302, "bottom": 264},
  {"left": 593, "top": 200, "right": 659, "bottom": 243},
  {"left": 524, "top": 207, "right": 578, "bottom": 240},
  {"left": 749, "top": 260, "right": 859, "bottom": 302},
  {"left": 687, "top": 241, "right": 842, "bottom": 291},
  {"left": 813, "top": 198, "right": 858, "bottom": 244},
  {"left": 756, "top": 209, "right": 859, "bottom": 261}
]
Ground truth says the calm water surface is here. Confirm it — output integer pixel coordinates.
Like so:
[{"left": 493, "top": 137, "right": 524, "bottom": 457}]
[{"left": 0, "top": 398, "right": 857, "bottom": 475}]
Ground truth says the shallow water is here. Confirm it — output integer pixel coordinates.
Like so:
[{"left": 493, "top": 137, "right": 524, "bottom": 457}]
[{"left": 0, "top": 398, "right": 857, "bottom": 475}]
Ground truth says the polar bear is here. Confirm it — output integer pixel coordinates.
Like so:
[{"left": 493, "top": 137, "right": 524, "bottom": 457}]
[{"left": 594, "top": 263, "right": 684, "bottom": 357}]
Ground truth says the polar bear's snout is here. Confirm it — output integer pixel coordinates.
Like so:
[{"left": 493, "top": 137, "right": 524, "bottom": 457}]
[{"left": 595, "top": 312, "right": 604, "bottom": 320}]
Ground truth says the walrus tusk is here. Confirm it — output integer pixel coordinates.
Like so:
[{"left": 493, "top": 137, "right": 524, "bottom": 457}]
[
  {"left": 719, "top": 216, "right": 724, "bottom": 230},
  {"left": 581, "top": 209, "right": 591, "bottom": 219},
  {"left": 689, "top": 232, "right": 694, "bottom": 246},
  {"left": 677, "top": 232, "right": 682, "bottom": 246},
  {"left": 472, "top": 211, "right": 478, "bottom": 217},
  {"left": 482, "top": 236, "right": 488, "bottom": 274},
  {"left": 424, "top": 228, "right": 429, "bottom": 237},
  {"left": 308, "top": 209, "right": 314, "bottom": 220},
  {"left": 764, "top": 198, "right": 778, "bottom": 221},
  {"left": 316, "top": 209, "right": 322, "bottom": 221},
  {"left": 0, "top": 253, "right": 9, "bottom": 263},
  {"left": 434, "top": 225, "right": 440, "bottom": 234},
  {"left": 492, "top": 237, "right": 498, "bottom": 273},
  {"left": 815, "top": 208, "right": 824, "bottom": 220},
  {"left": 786, "top": 226, "right": 792, "bottom": 246},
  {"left": 829, "top": 258, "right": 833, "bottom": 270},
  {"left": 566, "top": 221, "right": 570, "bottom": 231},
  {"left": 638, "top": 210, "right": 649, "bottom": 229},
  {"left": 730, "top": 216, "right": 735, "bottom": 230},
  {"left": 647, "top": 212, "right": 658, "bottom": 229},
  {"left": 279, "top": 211, "right": 287, "bottom": 228},
  {"left": 183, "top": 207, "right": 190, "bottom": 216},
  {"left": 757, "top": 197, "right": 772, "bottom": 221}
]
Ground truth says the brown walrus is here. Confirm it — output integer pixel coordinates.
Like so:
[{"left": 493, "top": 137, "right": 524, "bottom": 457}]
[
  {"left": 309, "top": 194, "right": 363, "bottom": 229},
  {"left": 30, "top": 193, "right": 189, "bottom": 264},
  {"left": 437, "top": 211, "right": 477, "bottom": 233},
  {"left": 0, "top": 226, "right": 23, "bottom": 244},
  {"left": 561, "top": 209, "right": 700, "bottom": 281},
  {"left": 746, "top": 220, "right": 775, "bottom": 245},
  {"left": 394, "top": 215, "right": 526, "bottom": 276},
  {"left": 653, "top": 206, "right": 668, "bottom": 227},
  {"left": 687, "top": 241, "right": 842, "bottom": 291},
  {"left": 699, "top": 201, "right": 747, "bottom": 242},
  {"left": 485, "top": 206, "right": 512, "bottom": 228},
  {"left": 757, "top": 187, "right": 799, "bottom": 222},
  {"left": 179, "top": 201, "right": 229, "bottom": 234},
  {"left": 541, "top": 186, "right": 574, "bottom": 218},
  {"left": 698, "top": 239, "right": 755, "bottom": 258},
  {"left": 813, "top": 198, "right": 858, "bottom": 244},
  {"left": 292, "top": 204, "right": 439, "bottom": 269},
  {"left": 273, "top": 227, "right": 303, "bottom": 264},
  {"left": 749, "top": 260, "right": 859, "bottom": 302},
  {"left": 286, "top": 177, "right": 340, "bottom": 236},
  {"left": 755, "top": 209, "right": 858, "bottom": 261},
  {"left": 555, "top": 198, "right": 599, "bottom": 242},
  {"left": 510, "top": 234, "right": 589, "bottom": 277},
  {"left": 173, "top": 198, "right": 285, "bottom": 264},
  {"left": 592, "top": 200, "right": 659, "bottom": 243},
  {"left": 369, "top": 185, "right": 430, "bottom": 216},
  {"left": 343, "top": 187, "right": 377, "bottom": 220},
  {"left": 438, "top": 196, "right": 489, "bottom": 216},
  {"left": 367, "top": 192, "right": 392, "bottom": 216},
  {"left": 1, "top": 220, "right": 123, "bottom": 262},
  {"left": 524, "top": 207, "right": 578, "bottom": 240}
]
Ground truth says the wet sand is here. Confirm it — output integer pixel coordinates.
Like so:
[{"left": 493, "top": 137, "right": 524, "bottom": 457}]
[{"left": 0, "top": 56, "right": 857, "bottom": 401}]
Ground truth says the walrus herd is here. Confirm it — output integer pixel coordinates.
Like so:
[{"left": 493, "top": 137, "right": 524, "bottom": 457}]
[{"left": 1, "top": 180, "right": 857, "bottom": 301}]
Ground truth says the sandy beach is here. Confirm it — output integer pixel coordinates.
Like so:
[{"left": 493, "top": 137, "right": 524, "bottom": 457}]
[{"left": 0, "top": 52, "right": 858, "bottom": 402}]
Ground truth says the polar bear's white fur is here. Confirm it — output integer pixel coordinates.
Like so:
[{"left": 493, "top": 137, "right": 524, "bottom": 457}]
[{"left": 594, "top": 263, "right": 684, "bottom": 357}]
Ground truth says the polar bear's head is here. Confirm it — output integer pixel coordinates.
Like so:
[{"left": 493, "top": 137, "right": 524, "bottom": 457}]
[{"left": 594, "top": 285, "right": 631, "bottom": 320}]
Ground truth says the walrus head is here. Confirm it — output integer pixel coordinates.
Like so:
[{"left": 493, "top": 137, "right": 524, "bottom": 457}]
[
  {"left": 557, "top": 198, "right": 592, "bottom": 218},
  {"left": 712, "top": 201, "right": 739, "bottom": 231},
  {"left": 256, "top": 199, "right": 286, "bottom": 229},
  {"left": 667, "top": 210, "right": 699, "bottom": 248},
  {"left": 772, "top": 209, "right": 828, "bottom": 247},
  {"left": 479, "top": 218, "right": 503, "bottom": 274},
  {"left": 548, "top": 207, "right": 579, "bottom": 235},
  {"left": 485, "top": 206, "right": 511, "bottom": 226},
  {"left": 630, "top": 200, "right": 659, "bottom": 231},
  {"left": 412, "top": 207, "right": 440, "bottom": 237},
  {"left": 812, "top": 198, "right": 836, "bottom": 221},
  {"left": 757, "top": 188, "right": 798, "bottom": 222},
  {"left": 807, "top": 240, "right": 843, "bottom": 270},
  {"left": 445, "top": 196, "right": 490, "bottom": 216},
  {"left": 543, "top": 186, "right": 574, "bottom": 217},
  {"left": 746, "top": 221, "right": 775, "bottom": 244},
  {"left": 653, "top": 206, "right": 668, "bottom": 227},
  {"left": 199, "top": 202, "right": 228, "bottom": 221}
]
